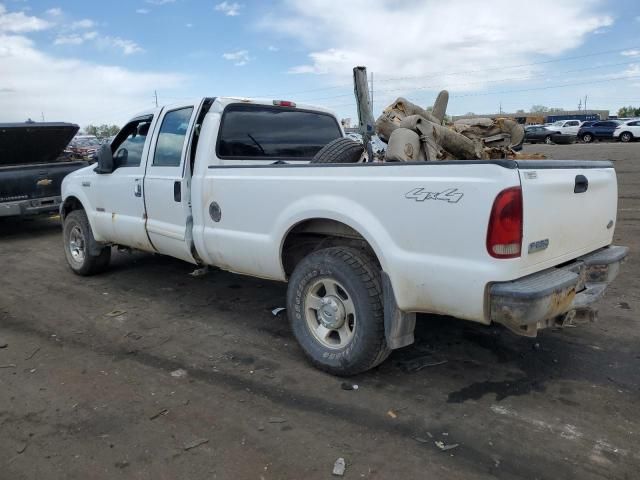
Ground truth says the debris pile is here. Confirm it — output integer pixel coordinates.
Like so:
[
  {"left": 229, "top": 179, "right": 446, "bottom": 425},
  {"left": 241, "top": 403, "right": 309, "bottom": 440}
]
[{"left": 375, "top": 92, "right": 540, "bottom": 162}]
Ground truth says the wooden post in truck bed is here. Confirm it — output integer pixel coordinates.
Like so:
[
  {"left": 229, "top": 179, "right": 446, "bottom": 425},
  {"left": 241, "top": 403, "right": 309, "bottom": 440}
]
[{"left": 353, "top": 66, "right": 375, "bottom": 161}]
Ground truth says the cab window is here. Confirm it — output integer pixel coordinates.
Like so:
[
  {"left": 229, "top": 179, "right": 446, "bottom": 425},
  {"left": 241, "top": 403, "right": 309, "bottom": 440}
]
[
  {"left": 217, "top": 104, "right": 342, "bottom": 159},
  {"left": 152, "top": 107, "right": 194, "bottom": 167},
  {"left": 111, "top": 118, "right": 153, "bottom": 168}
]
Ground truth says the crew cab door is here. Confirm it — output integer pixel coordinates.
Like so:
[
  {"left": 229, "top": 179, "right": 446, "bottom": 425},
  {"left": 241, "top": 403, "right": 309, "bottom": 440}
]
[
  {"left": 143, "top": 103, "right": 198, "bottom": 263},
  {"left": 91, "top": 115, "right": 156, "bottom": 251}
]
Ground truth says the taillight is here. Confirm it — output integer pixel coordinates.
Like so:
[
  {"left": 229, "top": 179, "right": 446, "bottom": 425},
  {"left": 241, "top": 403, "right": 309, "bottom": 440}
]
[
  {"left": 486, "top": 186, "right": 523, "bottom": 259},
  {"left": 273, "top": 100, "right": 296, "bottom": 107}
]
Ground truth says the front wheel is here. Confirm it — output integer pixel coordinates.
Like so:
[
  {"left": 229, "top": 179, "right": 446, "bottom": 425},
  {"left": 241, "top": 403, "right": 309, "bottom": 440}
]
[
  {"left": 63, "top": 210, "right": 111, "bottom": 276},
  {"left": 544, "top": 135, "right": 553, "bottom": 144},
  {"left": 620, "top": 132, "right": 633, "bottom": 143},
  {"left": 582, "top": 133, "right": 594, "bottom": 143},
  {"left": 286, "top": 247, "right": 390, "bottom": 375}
]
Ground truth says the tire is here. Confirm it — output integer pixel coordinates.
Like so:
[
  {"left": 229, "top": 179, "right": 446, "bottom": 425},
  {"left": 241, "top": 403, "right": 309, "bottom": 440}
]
[
  {"left": 287, "top": 247, "right": 390, "bottom": 375},
  {"left": 620, "top": 132, "right": 633, "bottom": 143},
  {"left": 544, "top": 135, "right": 553, "bottom": 145},
  {"left": 63, "top": 210, "right": 111, "bottom": 276},
  {"left": 582, "top": 133, "right": 594, "bottom": 143},
  {"left": 311, "top": 138, "right": 364, "bottom": 164}
]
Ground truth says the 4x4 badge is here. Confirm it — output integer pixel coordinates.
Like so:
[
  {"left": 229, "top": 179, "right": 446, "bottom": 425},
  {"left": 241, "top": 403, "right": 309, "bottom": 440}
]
[{"left": 405, "top": 187, "right": 463, "bottom": 204}]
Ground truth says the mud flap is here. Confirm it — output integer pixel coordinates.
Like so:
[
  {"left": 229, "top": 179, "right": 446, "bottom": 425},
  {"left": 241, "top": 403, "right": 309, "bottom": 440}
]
[{"left": 382, "top": 271, "right": 416, "bottom": 349}]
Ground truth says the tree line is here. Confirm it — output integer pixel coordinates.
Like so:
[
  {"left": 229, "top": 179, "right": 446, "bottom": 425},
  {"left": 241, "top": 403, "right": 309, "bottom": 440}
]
[{"left": 85, "top": 124, "right": 120, "bottom": 139}]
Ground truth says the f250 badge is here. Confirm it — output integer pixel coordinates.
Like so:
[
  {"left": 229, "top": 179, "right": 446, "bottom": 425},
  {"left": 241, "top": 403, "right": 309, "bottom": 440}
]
[{"left": 405, "top": 187, "right": 463, "bottom": 204}]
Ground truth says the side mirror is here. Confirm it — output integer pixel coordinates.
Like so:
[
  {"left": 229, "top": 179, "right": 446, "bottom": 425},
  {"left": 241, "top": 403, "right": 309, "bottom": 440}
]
[{"left": 94, "top": 144, "right": 114, "bottom": 174}]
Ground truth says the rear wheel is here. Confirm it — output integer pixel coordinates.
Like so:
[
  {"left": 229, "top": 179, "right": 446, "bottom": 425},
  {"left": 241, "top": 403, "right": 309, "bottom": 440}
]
[
  {"left": 620, "top": 132, "right": 633, "bottom": 143},
  {"left": 582, "top": 133, "right": 594, "bottom": 143},
  {"left": 544, "top": 135, "right": 553, "bottom": 144},
  {"left": 63, "top": 210, "right": 111, "bottom": 276},
  {"left": 311, "top": 138, "right": 365, "bottom": 164},
  {"left": 286, "top": 247, "right": 390, "bottom": 375}
]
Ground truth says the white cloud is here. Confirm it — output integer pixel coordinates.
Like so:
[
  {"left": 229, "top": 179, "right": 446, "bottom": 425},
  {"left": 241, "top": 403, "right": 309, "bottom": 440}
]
[
  {"left": 222, "top": 49, "right": 250, "bottom": 66},
  {"left": 46, "top": 7, "right": 62, "bottom": 17},
  {"left": 97, "top": 36, "right": 144, "bottom": 55},
  {"left": 260, "top": 0, "right": 614, "bottom": 105},
  {"left": 215, "top": 1, "right": 241, "bottom": 16},
  {"left": 0, "top": 4, "right": 51, "bottom": 33},
  {"left": 267, "top": 45, "right": 279, "bottom": 52},
  {"left": 53, "top": 29, "right": 142, "bottom": 55},
  {"left": 54, "top": 30, "right": 97, "bottom": 46},
  {"left": 146, "top": 0, "right": 175, "bottom": 4},
  {"left": 621, "top": 49, "right": 640, "bottom": 57},
  {"left": 0, "top": 34, "right": 185, "bottom": 125},
  {"left": 136, "top": 8, "right": 150, "bottom": 14},
  {"left": 71, "top": 18, "right": 95, "bottom": 29},
  {"left": 185, "top": 23, "right": 193, "bottom": 28}
]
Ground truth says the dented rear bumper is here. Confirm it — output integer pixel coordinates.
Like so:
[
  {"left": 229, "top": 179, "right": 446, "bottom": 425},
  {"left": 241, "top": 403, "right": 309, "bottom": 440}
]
[{"left": 489, "top": 245, "right": 628, "bottom": 336}]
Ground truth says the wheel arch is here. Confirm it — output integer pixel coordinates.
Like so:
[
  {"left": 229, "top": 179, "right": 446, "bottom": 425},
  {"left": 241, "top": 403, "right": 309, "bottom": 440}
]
[
  {"left": 280, "top": 217, "right": 384, "bottom": 278},
  {"left": 60, "top": 195, "right": 85, "bottom": 220},
  {"left": 619, "top": 130, "right": 634, "bottom": 140}
]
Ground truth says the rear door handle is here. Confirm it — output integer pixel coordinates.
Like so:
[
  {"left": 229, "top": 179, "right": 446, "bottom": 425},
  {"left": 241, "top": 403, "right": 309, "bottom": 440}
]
[
  {"left": 574, "top": 175, "right": 588, "bottom": 193},
  {"left": 173, "top": 181, "right": 181, "bottom": 202}
]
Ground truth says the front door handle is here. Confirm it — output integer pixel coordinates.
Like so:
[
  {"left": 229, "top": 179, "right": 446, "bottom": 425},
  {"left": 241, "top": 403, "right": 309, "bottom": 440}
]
[{"left": 134, "top": 179, "right": 142, "bottom": 197}]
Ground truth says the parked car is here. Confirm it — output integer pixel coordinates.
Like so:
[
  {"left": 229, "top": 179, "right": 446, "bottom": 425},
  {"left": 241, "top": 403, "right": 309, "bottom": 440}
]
[
  {"left": 613, "top": 119, "right": 640, "bottom": 143},
  {"left": 578, "top": 120, "right": 622, "bottom": 143},
  {"left": 68, "top": 135, "right": 101, "bottom": 161},
  {"left": 0, "top": 122, "right": 88, "bottom": 218},
  {"left": 60, "top": 97, "right": 627, "bottom": 375},
  {"left": 524, "top": 125, "right": 554, "bottom": 144},
  {"left": 546, "top": 119, "right": 582, "bottom": 135}
]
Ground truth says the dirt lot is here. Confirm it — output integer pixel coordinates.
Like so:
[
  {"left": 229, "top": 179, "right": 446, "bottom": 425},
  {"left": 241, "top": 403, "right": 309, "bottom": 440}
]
[{"left": 1, "top": 143, "right": 639, "bottom": 479}]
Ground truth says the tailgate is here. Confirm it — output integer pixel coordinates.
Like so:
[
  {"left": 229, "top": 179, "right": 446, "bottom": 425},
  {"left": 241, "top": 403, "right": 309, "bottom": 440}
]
[
  {"left": 517, "top": 160, "right": 617, "bottom": 269},
  {"left": 0, "top": 161, "right": 87, "bottom": 202}
]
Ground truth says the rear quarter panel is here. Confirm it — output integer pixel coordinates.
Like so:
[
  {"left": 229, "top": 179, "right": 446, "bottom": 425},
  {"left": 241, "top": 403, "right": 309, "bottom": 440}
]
[{"left": 191, "top": 162, "right": 522, "bottom": 322}]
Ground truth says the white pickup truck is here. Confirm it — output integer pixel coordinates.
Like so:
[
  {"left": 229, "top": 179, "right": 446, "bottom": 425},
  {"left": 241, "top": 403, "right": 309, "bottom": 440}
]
[
  {"left": 60, "top": 97, "right": 627, "bottom": 375},
  {"left": 546, "top": 119, "right": 583, "bottom": 135}
]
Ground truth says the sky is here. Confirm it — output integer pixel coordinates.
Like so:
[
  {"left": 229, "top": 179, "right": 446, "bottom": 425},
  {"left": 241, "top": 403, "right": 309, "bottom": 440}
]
[{"left": 1, "top": 0, "right": 640, "bottom": 127}]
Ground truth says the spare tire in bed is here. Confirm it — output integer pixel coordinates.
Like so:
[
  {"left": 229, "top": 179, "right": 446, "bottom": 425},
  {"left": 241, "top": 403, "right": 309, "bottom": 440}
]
[{"left": 311, "top": 137, "right": 365, "bottom": 164}]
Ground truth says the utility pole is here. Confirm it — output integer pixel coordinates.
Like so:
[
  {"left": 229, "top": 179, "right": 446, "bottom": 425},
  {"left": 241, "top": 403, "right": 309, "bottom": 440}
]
[
  {"left": 584, "top": 95, "right": 588, "bottom": 112},
  {"left": 41, "top": 112, "right": 45, "bottom": 122},
  {"left": 154, "top": 90, "right": 159, "bottom": 108},
  {"left": 578, "top": 98, "right": 582, "bottom": 111}
]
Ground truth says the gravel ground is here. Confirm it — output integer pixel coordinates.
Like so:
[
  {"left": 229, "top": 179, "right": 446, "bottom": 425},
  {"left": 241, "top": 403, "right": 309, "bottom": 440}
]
[{"left": 1, "top": 142, "right": 639, "bottom": 479}]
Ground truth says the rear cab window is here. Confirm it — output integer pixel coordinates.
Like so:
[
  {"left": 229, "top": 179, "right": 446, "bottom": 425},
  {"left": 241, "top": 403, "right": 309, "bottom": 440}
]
[{"left": 216, "top": 104, "right": 342, "bottom": 163}]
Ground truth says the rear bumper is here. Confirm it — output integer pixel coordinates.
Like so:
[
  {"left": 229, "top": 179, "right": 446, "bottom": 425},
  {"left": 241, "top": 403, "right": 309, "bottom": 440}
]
[
  {"left": 489, "top": 245, "right": 628, "bottom": 336},
  {"left": 0, "top": 196, "right": 61, "bottom": 217}
]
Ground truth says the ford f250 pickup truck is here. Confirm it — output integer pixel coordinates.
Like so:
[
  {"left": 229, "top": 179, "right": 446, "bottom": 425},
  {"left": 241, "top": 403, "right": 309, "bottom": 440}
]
[{"left": 60, "top": 97, "right": 628, "bottom": 375}]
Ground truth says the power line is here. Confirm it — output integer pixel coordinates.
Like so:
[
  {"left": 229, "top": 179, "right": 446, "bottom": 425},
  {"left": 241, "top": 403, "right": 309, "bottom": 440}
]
[
  {"left": 301, "top": 60, "right": 639, "bottom": 102},
  {"left": 250, "top": 45, "right": 640, "bottom": 98},
  {"left": 319, "top": 73, "right": 640, "bottom": 110},
  {"left": 371, "top": 45, "right": 640, "bottom": 84}
]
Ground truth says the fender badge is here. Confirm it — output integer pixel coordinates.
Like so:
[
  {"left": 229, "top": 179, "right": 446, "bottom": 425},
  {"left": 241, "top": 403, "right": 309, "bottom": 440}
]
[
  {"left": 36, "top": 178, "right": 53, "bottom": 186},
  {"left": 528, "top": 239, "right": 549, "bottom": 254},
  {"left": 607, "top": 220, "right": 614, "bottom": 229}
]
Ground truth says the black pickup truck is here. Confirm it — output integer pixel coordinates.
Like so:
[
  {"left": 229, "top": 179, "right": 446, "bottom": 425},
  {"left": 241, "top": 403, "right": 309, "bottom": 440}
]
[{"left": 0, "top": 122, "right": 88, "bottom": 218}]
